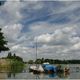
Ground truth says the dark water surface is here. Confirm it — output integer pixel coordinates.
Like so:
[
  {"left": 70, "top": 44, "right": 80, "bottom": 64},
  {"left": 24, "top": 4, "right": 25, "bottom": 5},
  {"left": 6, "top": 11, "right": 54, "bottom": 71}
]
[{"left": 0, "top": 64, "right": 80, "bottom": 79}]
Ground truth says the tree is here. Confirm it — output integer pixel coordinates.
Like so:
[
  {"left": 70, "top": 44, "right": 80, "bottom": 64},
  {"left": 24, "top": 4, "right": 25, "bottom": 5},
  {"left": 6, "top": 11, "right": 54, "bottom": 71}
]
[
  {"left": 35, "top": 59, "right": 42, "bottom": 64},
  {"left": 13, "top": 53, "right": 16, "bottom": 57},
  {"left": 0, "top": 28, "right": 9, "bottom": 52},
  {"left": 0, "top": 1, "right": 5, "bottom": 6},
  {"left": 7, "top": 52, "right": 12, "bottom": 58},
  {"left": 28, "top": 60, "right": 34, "bottom": 64}
]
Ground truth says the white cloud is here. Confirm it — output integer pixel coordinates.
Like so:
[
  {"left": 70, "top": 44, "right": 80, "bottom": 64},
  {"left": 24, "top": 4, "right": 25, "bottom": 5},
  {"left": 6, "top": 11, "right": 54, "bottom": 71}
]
[
  {"left": 34, "top": 33, "right": 53, "bottom": 43},
  {"left": 70, "top": 36, "right": 80, "bottom": 44},
  {"left": 0, "top": 0, "right": 23, "bottom": 26},
  {"left": 2, "top": 24, "right": 23, "bottom": 41},
  {"left": 71, "top": 42, "right": 80, "bottom": 50},
  {"left": 34, "top": 24, "right": 77, "bottom": 45}
]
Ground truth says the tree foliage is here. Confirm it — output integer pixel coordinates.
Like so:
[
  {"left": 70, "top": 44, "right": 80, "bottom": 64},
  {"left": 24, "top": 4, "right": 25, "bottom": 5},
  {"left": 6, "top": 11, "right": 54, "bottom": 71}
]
[
  {"left": 0, "top": 28, "right": 9, "bottom": 52},
  {"left": 0, "top": 1, "right": 5, "bottom": 6},
  {"left": 27, "top": 58, "right": 80, "bottom": 64},
  {"left": 7, "top": 52, "right": 23, "bottom": 62}
]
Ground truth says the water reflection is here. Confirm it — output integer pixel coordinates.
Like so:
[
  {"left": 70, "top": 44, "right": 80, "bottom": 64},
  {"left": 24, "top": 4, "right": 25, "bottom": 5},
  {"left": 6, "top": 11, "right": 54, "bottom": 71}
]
[
  {"left": 57, "top": 72, "right": 70, "bottom": 78},
  {"left": 0, "top": 65, "right": 24, "bottom": 79},
  {"left": 30, "top": 71, "right": 70, "bottom": 79},
  {"left": 0, "top": 64, "right": 80, "bottom": 79},
  {"left": 48, "top": 73, "right": 57, "bottom": 78},
  {"left": 7, "top": 72, "right": 15, "bottom": 78},
  {"left": 7, "top": 66, "right": 24, "bottom": 78}
]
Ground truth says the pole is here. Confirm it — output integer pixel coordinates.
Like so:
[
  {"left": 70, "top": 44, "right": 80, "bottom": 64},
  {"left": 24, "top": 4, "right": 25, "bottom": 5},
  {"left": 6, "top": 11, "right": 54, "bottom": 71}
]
[
  {"left": 36, "top": 38, "right": 37, "bottom": 61},
  {"left": 36, "top": 38, "right": 38, "bottom": 67}
]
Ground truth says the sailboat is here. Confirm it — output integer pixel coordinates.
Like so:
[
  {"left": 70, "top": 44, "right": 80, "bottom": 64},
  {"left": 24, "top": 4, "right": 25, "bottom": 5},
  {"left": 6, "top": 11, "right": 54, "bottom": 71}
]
[
  {"left": 29, "top": 38, "right": 44, "bottom": 73},
  {"left": 29, "top": 39, "right": 70, "bottom": 74}
]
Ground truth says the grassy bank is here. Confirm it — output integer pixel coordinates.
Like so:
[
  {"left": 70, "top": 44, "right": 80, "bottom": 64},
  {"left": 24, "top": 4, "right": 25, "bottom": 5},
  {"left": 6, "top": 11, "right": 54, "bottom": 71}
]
[
  {"left": 0, "top": 58, "right": 25, "bottom": 72},
  {"left": 10, "top": 59, "right": 25, "bottom": 72}
]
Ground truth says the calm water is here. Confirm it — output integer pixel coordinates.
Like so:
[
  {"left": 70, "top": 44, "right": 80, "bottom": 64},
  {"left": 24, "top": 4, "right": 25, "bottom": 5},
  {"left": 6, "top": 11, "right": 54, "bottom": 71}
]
[{"left": 0, "top": 64, "right": 80, "bottom": 79}]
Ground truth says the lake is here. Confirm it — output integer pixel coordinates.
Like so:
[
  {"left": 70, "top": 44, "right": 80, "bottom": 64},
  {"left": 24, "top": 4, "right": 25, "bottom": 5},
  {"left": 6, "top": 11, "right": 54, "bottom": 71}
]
[{"left": 0, "top": 64, "right": 80, "bottom": 79}]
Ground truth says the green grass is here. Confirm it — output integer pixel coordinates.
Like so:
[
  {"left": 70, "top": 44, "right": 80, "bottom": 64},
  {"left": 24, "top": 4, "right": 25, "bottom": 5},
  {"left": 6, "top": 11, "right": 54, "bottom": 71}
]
[{"left": 0, "top": 59, "right": 25, "bottom": 73}]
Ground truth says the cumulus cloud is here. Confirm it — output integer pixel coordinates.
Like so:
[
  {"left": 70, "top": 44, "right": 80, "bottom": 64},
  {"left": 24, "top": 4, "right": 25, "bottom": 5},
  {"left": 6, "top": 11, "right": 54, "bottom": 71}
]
[
  {"left": 34, "top": 24, "right": 77, "bottom": 45},
  {"left": 0, "top": 0, "right": 23, "bottom": 26},
  {"left": 32, "top": 23, "right": 80, "bottom": 59},
  {"left": 2, "top": 24, "right": 23, "bottom": 42}
]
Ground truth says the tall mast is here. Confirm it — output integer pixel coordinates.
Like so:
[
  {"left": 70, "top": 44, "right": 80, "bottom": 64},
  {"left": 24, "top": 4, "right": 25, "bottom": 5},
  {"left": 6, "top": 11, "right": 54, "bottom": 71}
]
[{"left": 36, "top": 38, "right": 37, "bottom": 62}]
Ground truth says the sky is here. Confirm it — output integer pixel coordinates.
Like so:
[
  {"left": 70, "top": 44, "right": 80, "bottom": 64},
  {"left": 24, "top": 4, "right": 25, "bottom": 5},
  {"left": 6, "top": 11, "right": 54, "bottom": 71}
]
[{"left": 0, "top": 0, "right": 80, "bottom": 61}]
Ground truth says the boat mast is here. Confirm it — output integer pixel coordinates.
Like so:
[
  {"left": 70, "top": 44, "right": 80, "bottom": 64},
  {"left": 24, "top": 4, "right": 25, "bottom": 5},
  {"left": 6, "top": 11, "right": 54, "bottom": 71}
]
[{"left": 36, "top": 38, "right": 37, "bottom": 63}]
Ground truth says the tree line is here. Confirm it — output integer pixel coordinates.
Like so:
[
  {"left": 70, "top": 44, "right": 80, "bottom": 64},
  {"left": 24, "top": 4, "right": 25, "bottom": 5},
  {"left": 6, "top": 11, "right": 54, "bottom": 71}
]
[
  {"left": 27, "top": 58, "right": 80, "bottom": 64},
  {"left": 6, "top": 52, "right": 23, "bottom": 62}
]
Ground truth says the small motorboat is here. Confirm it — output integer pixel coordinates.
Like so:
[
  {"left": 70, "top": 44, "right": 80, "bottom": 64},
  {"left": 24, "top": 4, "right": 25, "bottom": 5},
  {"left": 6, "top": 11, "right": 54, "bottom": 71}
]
[
  {"left": 56, "top": 65, "right": 70, "bottom": 73},
  {"left": 64, "top": 67, "right": 70, "bottom": 73}
]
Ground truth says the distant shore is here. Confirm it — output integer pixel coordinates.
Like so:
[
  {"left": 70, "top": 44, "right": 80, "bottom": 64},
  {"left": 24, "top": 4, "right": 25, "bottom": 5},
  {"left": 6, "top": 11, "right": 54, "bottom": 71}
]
[{"left": 26, "top": 58, "right": 80, "bottom": 64}]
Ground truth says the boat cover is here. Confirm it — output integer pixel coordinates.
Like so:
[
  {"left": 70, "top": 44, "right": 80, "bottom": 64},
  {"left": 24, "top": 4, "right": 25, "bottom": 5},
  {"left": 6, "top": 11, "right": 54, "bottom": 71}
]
[{"left": 43, "top": 64, "right": 57, "bottom": 72}]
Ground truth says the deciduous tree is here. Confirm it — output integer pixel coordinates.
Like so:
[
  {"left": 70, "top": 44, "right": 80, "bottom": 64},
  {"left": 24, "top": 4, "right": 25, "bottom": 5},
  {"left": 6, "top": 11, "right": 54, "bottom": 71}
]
[{"left": 0, "top": 28, "right": 9, "bottom": 52}]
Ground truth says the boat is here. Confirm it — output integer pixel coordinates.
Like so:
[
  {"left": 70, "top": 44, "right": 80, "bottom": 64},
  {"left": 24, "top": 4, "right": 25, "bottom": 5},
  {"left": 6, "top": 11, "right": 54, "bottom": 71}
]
[
  {"left": 29, "top": 64, "right": 44, "bottom": 74},
  {"left": 42, "top": 64, "right": 57, "bottom": 73},
  {"left": 29, "top": 63, "right": 70, "bottom": 74},
  {"left": 64, "top": 67, "right": 70, "bottom": 73},
  {"left": 29, "top": 39, "right": 69, "bottom": 74},
  {"left": 29, "top": 38, "right": 44, "bottom": 74},
  {"left": 29, "top": 65, "right": 37, "bottom": 72}
]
